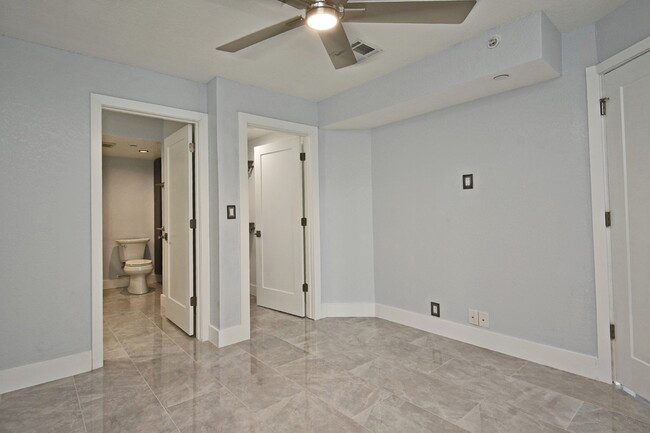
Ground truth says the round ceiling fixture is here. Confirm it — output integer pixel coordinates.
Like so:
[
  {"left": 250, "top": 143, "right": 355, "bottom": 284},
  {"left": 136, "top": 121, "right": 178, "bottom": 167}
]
[
  {"left": 306, "top": 3, "right": 339, "bottom": 31},
  {"left": 493, "top": 74, "right": 510, "bottom": 81},
  {"left": 139, "top": 149, "right": 149, "bottom": 153}
]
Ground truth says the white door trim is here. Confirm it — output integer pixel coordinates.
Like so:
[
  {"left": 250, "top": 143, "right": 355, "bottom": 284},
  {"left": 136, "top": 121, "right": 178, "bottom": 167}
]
[
  {"left": 91, "top": 94, "right": 210, "bottom": 369},
  {"left": 586, "top": 35, "right": 650, "bottom": 384},
  {"left": 238, "top": 113, "right": 322, "bottom": 328}
]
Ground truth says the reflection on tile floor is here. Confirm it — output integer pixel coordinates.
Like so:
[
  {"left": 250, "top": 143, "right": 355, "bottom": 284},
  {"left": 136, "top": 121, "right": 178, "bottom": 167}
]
[{"left": 2, "top": 285, "right": 650, "bottom": 432}]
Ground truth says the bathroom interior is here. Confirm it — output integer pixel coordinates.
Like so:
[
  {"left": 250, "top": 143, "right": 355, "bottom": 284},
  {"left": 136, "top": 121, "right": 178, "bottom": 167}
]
[{"left": 102, "top": 110, "right": 188, "bottom": 310}]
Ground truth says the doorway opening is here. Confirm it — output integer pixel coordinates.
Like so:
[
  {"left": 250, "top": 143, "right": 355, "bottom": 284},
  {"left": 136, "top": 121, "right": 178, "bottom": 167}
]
[
  {"left": 586, "top": 36, "right": 650, "bottom": 398},
  {"left": 248, "top": 127, "right": 308, "bottom": 317},
  {"left": 236, "top": 113, "right": 322, "bottom": 345},
  {"left": 91, "top": 94, "right": 210, "bottom": 369}
]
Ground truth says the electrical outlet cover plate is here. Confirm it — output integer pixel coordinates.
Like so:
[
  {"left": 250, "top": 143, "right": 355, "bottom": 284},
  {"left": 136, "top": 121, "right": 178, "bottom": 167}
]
[
  {"left": 469, "top": 309, "right": 479, "bottom": 326},
  {"left": 479, "top": 311, "right": 490, "bottom": 328},
  {"left": 431, "top": 302, "right": 440, "bottom": 317}
]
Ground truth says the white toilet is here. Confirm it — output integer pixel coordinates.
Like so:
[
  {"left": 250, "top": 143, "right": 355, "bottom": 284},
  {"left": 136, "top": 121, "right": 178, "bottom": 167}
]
[{"left": 116, "top": 238, "right": 153, "bottom": 295}]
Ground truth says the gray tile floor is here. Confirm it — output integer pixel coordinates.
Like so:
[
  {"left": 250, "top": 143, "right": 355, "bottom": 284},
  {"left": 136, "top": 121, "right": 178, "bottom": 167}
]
[{"left": 2, "top": 285, "right": 650, "bottom": 432}]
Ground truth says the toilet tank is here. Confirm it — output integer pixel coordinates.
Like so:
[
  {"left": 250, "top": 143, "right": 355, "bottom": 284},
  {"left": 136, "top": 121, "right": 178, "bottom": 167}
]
[{"left": 116, "top": 238, "right": 150, "bottom": 262}]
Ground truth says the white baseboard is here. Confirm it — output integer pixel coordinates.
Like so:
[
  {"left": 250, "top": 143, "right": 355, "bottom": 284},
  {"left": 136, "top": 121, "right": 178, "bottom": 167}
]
[
  {"left": 207, "top": 324, "right": 250, "bottom": 349},
  {"left": 323, "top": 302, "right": 376, "bottom": 317},
  {"left": 375, "top": 303, "right": 602, "bottom": 381},
  {"left": 103, "top": 278, "right": 128, "bottom": 289},
  {"left": 208, "top": 324, "right": 220, "bottom": 347},
  {"left": 0, "top": 351, "right": 92, "bottom": 394}
]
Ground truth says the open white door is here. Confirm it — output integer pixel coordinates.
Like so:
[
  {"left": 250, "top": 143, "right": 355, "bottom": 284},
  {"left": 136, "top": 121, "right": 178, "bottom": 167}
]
[
  {"left": 605, "top": 51, "right": 650, "bottom": 400},
  {"left": 162, "top": 125, "right": 195, "bottom": 335},
  {"left": 254, "top": 137, "right": 305, "bottom": 317}
]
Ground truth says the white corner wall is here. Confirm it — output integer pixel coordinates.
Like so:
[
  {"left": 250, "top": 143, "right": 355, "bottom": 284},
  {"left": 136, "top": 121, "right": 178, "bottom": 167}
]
[
  {"left": 370, "top": 25, "right": 599, "bottom": 356},
  {"left": 102, "top": 156, "right": 155, "bottom": 285},
  {"left": 595, "top": 0, "right": 650, "bottom": 62},
  {"left": 319, "top": 130, "right": 375, "bottom": 307},
  {"left": 0, "top": 35, "right": 206, "bottom": 373}
]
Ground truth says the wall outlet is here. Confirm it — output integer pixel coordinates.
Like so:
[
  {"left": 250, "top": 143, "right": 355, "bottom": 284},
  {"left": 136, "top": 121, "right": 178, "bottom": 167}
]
[
  {"left": 469, "top": 309, "right": 479, "bottom": 326},
  {"left": 430, "top": 302, "right": 440, "bottom": 317},
  {"left": 479, "top": 311, "right": 490, "bottom": 328}
]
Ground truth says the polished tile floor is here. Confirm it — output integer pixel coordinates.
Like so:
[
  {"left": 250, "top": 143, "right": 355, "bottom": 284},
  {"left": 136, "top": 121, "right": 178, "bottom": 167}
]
[{"left": 2, "top": 285, "right": 650, "bottom": 432}]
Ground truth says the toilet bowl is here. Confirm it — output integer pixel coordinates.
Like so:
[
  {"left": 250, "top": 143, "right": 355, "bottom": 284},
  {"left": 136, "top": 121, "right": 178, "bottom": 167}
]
[
  {"left": 123, "top": 259, "right": 153, "bottom": 295},
  {"left": 115, "top": 238, "right": 153, "bottom": 295}
]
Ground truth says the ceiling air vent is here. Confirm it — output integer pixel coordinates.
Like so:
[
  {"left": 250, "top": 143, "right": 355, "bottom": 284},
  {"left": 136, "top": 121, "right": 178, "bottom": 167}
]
[{"left": 351, "top": 40, "right": 382, "bottom": 62}]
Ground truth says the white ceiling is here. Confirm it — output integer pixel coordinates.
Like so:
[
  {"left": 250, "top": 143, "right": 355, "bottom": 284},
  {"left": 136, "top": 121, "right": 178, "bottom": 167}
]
[
  {"left": 102, "top": 135, "right": 161, "bottom": 160},
  {"left": 0, "top": 0, "right": 627, "bottom": 100},
  {"left": 247, "top": 127, "right": 273, "bottom": 141}
]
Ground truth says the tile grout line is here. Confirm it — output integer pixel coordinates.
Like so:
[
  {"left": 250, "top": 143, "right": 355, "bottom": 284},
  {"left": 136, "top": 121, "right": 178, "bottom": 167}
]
[
  {"left": 509, "top": 360, "right": 528, "bottom": 378},
  {"left": 564, "top": 400, "right": 585, "bottom": 431},
  {"left": 108, "top": 324, "right": 183, "bottom": 433},
  {"left": 71, "top": 375, "right": 89, "bottom": 433}
]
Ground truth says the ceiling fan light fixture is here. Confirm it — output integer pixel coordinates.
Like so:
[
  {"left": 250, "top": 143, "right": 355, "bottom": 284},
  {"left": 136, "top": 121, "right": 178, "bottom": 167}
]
[{"left": 306, "top": 4, "right": 339, "bottom": 31}]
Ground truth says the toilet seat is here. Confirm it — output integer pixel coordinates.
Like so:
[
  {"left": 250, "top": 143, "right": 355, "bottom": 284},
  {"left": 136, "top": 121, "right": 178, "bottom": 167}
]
[{"left": 125, "top": 259, "right": 152, "bottom": 267}]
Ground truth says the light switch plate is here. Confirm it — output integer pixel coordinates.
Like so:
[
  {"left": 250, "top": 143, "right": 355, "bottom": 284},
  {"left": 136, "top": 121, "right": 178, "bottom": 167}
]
[
  {"left": 479, "top": 311, "right": 490, "bottom": 328},
  {"left": 227, "top": 205, "right": 236, "bottom": 219},
  {"left": 463, "top": 174, "right": 474, "bottom": 190},
  {"left": 431, "top": 302, "right": 440, "bottom": 317},
  {"left": 469, "top": 309, "right": 479, "bottom": 326}
]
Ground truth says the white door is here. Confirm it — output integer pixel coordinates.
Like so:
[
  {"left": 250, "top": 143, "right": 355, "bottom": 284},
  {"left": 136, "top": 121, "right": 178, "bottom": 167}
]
[
  {"left": 162, "top": 125, "right": 195, "bottom": 335},
  {"left": 254, "top": 137, "right": 305, "bottom": 317},
  {"left": 605, "top": 51, "right": 650, "bottom": 400}
]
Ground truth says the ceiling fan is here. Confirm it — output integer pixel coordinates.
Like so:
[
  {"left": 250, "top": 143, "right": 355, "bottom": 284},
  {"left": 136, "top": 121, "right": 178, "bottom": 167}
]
[{"left": 217, "top": 0, "right": 477, "bottom": 69}]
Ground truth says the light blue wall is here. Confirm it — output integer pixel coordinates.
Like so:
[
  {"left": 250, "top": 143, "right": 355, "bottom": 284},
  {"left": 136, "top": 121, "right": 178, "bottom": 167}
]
[
  {"left": 596, "top": 0, "right": 650, "bottom": 62},
  {"left": 319, "top": 130, "right": 375, "bottom": 304},
  {"left": 0, "top": 35, "right": 207, "bottom": 370},
  {"left": 213, "top": 77, "right": 318, "bottom": 328},
  {"left": 370, "top": 26, "right": 599, "bottom": 355}
]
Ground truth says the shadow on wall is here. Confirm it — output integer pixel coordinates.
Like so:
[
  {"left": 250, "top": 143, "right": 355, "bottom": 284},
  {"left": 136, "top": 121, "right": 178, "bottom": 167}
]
[{"left": 106, "top": 243, "right": 153, "bottom": 280}]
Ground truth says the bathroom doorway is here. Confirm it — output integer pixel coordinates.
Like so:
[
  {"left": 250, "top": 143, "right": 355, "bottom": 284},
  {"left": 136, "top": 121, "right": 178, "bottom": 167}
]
[
  {"left": 101, "top": 111, "right": 196, "bottom": 330},
  {"left": 91, "top": 94, "right": 211, "bottom": 369}
]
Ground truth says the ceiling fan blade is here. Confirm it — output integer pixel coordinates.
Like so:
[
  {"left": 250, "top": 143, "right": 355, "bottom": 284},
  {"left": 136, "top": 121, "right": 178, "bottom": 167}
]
[
  {"left": 276, "top": 0, "right": 312, "bottom": 9},
  {"left": 343, "top": 1, "right": 476, "bottom": 24},
  {"left": 217, "top": 16, "right": 305, "bottom": 52},
  {"left": 318, "top": 22, "right": 357, "bottom": 69}
]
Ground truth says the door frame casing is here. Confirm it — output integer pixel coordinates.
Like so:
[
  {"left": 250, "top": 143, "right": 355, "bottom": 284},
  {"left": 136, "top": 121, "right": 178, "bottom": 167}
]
[
  {"left": 91, "top": 94, "right": 211, "bottom": 369},
  {"left": 238, "top": 113, "right": 322, "bottom": 330},
  {"left": 586, "top": 35, "right": 650, "bottom": 384}
]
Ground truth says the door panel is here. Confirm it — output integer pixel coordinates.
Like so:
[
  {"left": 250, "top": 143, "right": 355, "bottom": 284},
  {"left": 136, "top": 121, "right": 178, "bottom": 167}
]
[
  {"left": 162, "top": 125, "right": 194, "bottom": 335},
  {"left": 254, "top": 138, "right": 305, "bottom": 317},
  {"left": 605, "top": 51, "right": 650, "bottom": 400}
]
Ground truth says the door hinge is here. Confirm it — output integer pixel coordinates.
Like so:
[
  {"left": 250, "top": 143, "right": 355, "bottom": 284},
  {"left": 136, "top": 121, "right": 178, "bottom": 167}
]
[
  {"left": 605, "top": 211, "right": 611, "bottom": 227},
  {"left": 190, "top": 296, "right": 197, "bottom": 307},
  {"left": 610, "top": 323, "right": 616, "bottom": 340},
  {"left": 300, "top": 152, "right": 306, "bottom": 161},
  {"left": 302, "top": 283, "right": 309, "bottom": 293},
  {"left": 301, "top": 217, "right": 307, "bottom": 227},
  {"left": 190, "top": 219, "right": 196, "bottom": 229},
  {"left": 600, "top": 97, "right": 610, "bottom": 116},
  {"left": 189, "top": 142, "right": 196, "bottom": 153}
]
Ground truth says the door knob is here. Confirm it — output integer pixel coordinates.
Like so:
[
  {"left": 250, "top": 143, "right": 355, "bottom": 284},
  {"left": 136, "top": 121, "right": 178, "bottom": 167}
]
[
  {"left": 255, "top": 230, "right": 261, "bottom": 238},
  {"left": 158, "top": 233, "right": 168, "bottom": 240},
  {"left": 156, "top": 226, "right": 165, "bottom": 231}
]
